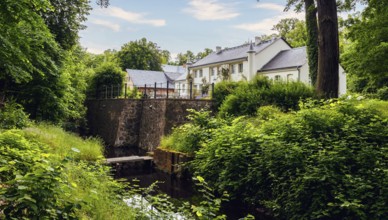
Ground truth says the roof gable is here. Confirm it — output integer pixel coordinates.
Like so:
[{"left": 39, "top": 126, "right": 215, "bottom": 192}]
[
  {"left": 260, "top": 47, "right": 307, "bottom": 71},
  {"left": 191, "top": 38, "right": 282, "bottom": 68}
]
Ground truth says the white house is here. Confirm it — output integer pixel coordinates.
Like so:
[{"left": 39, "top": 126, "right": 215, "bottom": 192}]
[{"left": 181, "top": 37, "right": 347, "bottom": 96}]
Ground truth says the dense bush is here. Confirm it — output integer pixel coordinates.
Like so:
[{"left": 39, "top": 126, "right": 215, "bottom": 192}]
[
  {"left": 376, "top": 86, "right": 388, "bottom": 100},
  {"left": 0, "top": 125, "right": 136, "bottom": 219},
  {"left": 88, "top": 62, "right": 126, "bottom": 98},
  {"left": 0, "top": 102, "right": 30, "bottom": 129},
  {"left": 160, "top": 109, "right": 227, "bottom": 155},
  {"left": 218, "top": 76, "right": 316, "bottom": 116},
  {"left": 191, "top": 99, "right": 388, "bottom": 219},
  {"left": 213, "top": 80, "right": 243, "bottom": 109}
]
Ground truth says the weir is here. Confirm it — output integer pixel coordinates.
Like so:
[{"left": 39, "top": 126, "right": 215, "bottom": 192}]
[{"left": 86, "top": 98, "right": 213, "bottom": 151}]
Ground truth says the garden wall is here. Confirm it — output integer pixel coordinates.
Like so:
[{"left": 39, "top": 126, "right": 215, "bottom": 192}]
[{"left": 86, "top": 99, "right": 213, "bottom": 151}]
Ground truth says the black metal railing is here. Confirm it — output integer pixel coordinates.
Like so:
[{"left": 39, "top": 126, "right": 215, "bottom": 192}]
[{"left": 89, "top": 82, "right": 215, "bottom": 100}]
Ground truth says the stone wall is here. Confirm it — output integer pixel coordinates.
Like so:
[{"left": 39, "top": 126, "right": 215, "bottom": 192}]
[{"left": 86, "top": 99, "right": 213, "bottom": 151}]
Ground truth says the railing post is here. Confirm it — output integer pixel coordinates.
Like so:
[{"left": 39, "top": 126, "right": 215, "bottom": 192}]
[
  {"left": 211, "top": 83, "right": 215, "bottom": 100},
  {"left": 110, "top": 85, "right": 113, "bottom": 99},
  {"left": 104, "top": 85, "right": 107, "bottom": 99},
  {"left": 190, "top": 81, "right": 193, "bottom": 100},
  {"left": 117, "top": 84, "right": 120, "bottom": 98},
  {"left": 124, "top": 83, "right": 127, "bottom": 99},
  {"left": 166, "top": 81, "right": 169, "bottom": 99},
  {"left": 144, "top": 84, "right": 147, "bottom": 99},
  {"left": 154, "top": 82, "right": 157, "bottom": 99}
]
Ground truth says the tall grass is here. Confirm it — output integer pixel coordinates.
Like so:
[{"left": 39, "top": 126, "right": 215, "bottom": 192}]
[{"left": 23, "top": 123, "right": 104, "bottom": 161}]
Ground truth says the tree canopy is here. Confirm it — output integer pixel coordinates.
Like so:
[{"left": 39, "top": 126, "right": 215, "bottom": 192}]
[
  {"left": 342, "top": 0, "right": 388, "bottom": 93},
  {"left": 117, "top": 38, "right": 163, "bottom": 71}
]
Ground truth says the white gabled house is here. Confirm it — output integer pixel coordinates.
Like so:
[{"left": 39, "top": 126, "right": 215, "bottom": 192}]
[{"left": 179, "top": 37, "right": 347, "bottom": 96}]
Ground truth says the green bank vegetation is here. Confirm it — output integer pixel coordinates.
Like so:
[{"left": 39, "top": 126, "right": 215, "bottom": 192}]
[
  {"left": 160, "top": 81, "right": 388, "bottom": 219},
  {"left": 0, "top": 104, "right": 229, "bottom": 219}
]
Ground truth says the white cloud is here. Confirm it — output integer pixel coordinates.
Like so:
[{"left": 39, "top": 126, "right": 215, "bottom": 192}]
[
  {"left": 97, "top": 6, "right": 166, "bottom": 27},
  {"left": 183, "top": 0, "right": 239, "bottom": 21},
  {"left": 233, "top": 10, "right": 304, "bottom": 33},
  {"left": 90, "top": 19, "right": 120, "bottom": 32},
  {"left": 255, "top": 3, "right": 285, "bottom": 12}
]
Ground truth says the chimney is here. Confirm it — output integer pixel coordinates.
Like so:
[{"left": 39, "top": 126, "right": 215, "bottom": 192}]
[
  {"left": 255, "top": 36, "right": 261, "bottom": 45},
  {"left": 216, "top": 46, "right": 222, "bottom": 54}
]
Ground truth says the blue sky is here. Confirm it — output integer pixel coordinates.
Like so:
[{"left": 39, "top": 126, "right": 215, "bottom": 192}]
[{"left": 79, "top": 0, "right": 306, "bottom": 58}]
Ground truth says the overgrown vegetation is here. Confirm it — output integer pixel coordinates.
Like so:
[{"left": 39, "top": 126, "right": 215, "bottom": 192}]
[
  {"left": 216, "top": 76, "right": 316, "bottom": 117},
  {"left": 160, "top": 97, "right": 388, "bottom": 219}
]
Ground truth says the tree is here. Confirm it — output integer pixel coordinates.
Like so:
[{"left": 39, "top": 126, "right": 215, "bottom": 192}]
[
  {"left": 176, "top": 50, "right": 195, "bottom": 65},
  {"left": 117, "top": 38, "right": 163, "bottom": 71},
  {"left": 40, "top": 0, "right": 92, "bottom": 50},
  {"left": 342, "top": 0, "right": 388, "bottom": 93},
  {"left": 285, "top": 0, "right": 319, "bottom": 86},
  {"left": 272, "top": 18, "right": 307, "bottom": 47},
  {"left": 89, "top": 62, "right": 126, "bottom": 98},
  {"left": 160, "top": 50, "right": 171, "bottom": 64},
  {"left": 315, "top": 0, "right": 339, "bottom": 98},
  {"left": 0, "top": 0, "right": 61, "bottom": 103},
  {"left": 196, "top": 48, "right": 214, "bottom": 60}
]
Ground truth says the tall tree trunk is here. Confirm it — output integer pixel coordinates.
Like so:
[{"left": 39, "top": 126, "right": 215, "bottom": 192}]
[
  {"left": 305, "top": 0, "right": 319, "bottom": 86},
  {"left": 316, "top": 0, "right": 339, "bottom": 98}
]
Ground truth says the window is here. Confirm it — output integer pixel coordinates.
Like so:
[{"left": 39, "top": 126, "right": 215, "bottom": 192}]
[
  {"left": 238, "top": 63, "right": 243, "bottom": 73},
  {"left": 195, "top": 70, "right": 198, "bottom": 78},
  {"left": 287, "top": 74, "right": 293, "bottom": 82},
  {"left": 199, "top": 69, "right": 203, "bottom": 77},
  {"left": 275, "top": 75, "right": 281, "bottom": 81},
  {"left": 231, "top": 64, "right": 236, "bottom": 74}
]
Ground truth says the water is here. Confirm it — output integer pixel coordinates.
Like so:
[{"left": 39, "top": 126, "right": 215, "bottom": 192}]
[{"left": 106, "top": 146, "right": 274, "bottom": 219}]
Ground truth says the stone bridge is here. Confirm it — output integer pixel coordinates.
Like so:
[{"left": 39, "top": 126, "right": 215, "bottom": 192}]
[{"left": 86, "top": 99, "right": 213, "bottom": 151}]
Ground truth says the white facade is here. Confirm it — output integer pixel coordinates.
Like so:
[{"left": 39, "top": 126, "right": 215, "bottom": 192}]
[{"left": 178, "top": 37, "right": 347, "bottom": 96}]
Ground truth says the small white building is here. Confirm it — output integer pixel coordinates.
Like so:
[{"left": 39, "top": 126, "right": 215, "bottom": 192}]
[{"left": 183, "top": 37, "right": 347, "bottom": 96}]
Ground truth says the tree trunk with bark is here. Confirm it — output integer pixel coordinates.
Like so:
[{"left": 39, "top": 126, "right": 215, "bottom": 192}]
[
  {"left": 316, "top": 0, "right": 340, "bottom": 98},
  {"left": 304, "top": 0, "right": 319, "bottom": 86}
]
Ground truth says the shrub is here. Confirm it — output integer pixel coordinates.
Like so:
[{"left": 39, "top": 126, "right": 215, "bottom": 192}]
[
  {"left": 213, "top": 81, "right": 243, "bottom": 109},
  {"left": 218, "top": 76, "right": 316, "bottom": 117},
  {"left": 376, "top": 86, "right": 388, "bottom": 100},
  {"left": 88, "top": 62, "right": 126, "bottom": 98},
  {"left": 0, "top": 102, "right": 30, "bottom": 129},
  {"left": 191, "top": 99, "right": 388, "bottom": 219},
  {"left": 0, "top": 126, "right": 136, "bottom": 219},
  {"left": 160, "top": 109, "right": 226, "bottom": 154}
]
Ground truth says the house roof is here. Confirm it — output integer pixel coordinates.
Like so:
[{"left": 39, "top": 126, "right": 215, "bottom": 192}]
[
  {"left": 190, "top": 38, "right": 281, "bottom": 68},
  {"left": 162, "top": 64, "right": 186, "bottom": 74},
  {"left": 126, "top": 69, "right": 176, "bottom": 88},
  {"left": 260, "top": 47, "right": 307, "bottom": 71}
]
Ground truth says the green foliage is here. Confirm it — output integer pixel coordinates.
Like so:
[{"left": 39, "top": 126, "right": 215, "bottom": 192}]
[
  {"left": 117, "top": 38, "right": 163, "bottom": 71},
  {"left": 213, "top": 81, "right": 242, "bottom": 109},
  {"left": 191, "top": 98, "right": 388, "bottom": 219},
  {"left": 88, "top": 62, "right": 126, "bottom": 97},
  {"left": 342, "top": 0, "right": 388, "bottom": 94},
  {"left": 219, "top": 76, "right": 316, "bottom": 117},
  {"left": 376, "top": 87, "right": 388, "bottom": 101},
  {"left": 40, "top": 0, "right": 92, "bottom": 50},
  {"left": 160, "top": 109, "right": 226, "bottom": 154},
  {"left": 272, "top": 18, "right": 307, "bottom": 47},
  {"left": 0, "top": 125, "right": 137, "bottom": 219},
  {"left": 0, "top": 102, "right": 30, "bottom": 129}
]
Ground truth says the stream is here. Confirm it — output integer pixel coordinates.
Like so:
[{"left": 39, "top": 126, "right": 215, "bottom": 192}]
[{"left": 106, "top": 146, "right": 274, "bottom": 220}]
